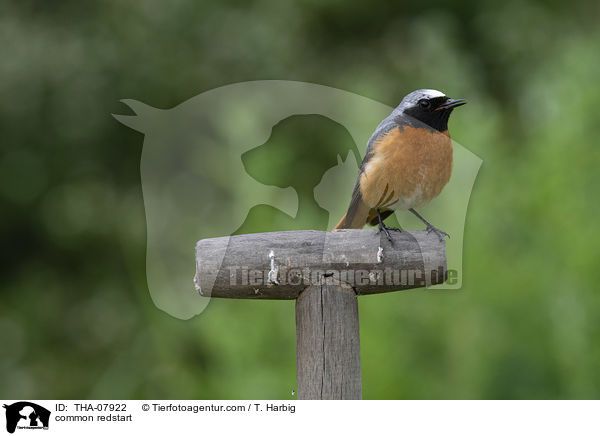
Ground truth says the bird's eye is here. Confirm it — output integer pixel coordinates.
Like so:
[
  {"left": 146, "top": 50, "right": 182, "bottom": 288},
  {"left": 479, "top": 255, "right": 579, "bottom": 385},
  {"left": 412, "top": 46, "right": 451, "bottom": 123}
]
[{"left": 419, "top": 99, "right": 431, "bottom": 109}]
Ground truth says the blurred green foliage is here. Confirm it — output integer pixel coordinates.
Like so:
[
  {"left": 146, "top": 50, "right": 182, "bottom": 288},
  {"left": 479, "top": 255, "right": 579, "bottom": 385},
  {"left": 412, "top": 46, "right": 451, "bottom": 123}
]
[{"left": 1, "top": 0, "right": 600, "bottom": 399}]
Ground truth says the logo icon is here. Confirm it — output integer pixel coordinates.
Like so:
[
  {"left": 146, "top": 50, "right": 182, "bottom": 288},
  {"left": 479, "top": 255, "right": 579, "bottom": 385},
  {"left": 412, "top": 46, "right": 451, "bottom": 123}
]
[{"left": 3, "top": 402, "right": 50, "bottom": 434}]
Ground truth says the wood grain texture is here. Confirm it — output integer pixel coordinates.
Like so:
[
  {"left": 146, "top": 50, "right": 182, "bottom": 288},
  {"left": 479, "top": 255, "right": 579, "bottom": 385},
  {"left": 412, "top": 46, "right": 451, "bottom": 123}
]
[
  {"left": 295, "top": 284, "right": 361, "bottom": 400},
  {"left": 194, "top": 229, "right": 447, "bottom": 299}
]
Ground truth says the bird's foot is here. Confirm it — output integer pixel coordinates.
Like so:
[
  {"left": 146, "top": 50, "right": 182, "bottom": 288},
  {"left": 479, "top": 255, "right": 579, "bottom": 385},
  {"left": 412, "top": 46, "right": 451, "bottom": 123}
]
[
  {"left": 377, "top": 223, "right": 402, "bottom": 243},
  {"left": 408, "top": 209, "right": 449, "bottom": 242},
  {"left": 425, "top": 224, "right": 450, "bottom": 242}
]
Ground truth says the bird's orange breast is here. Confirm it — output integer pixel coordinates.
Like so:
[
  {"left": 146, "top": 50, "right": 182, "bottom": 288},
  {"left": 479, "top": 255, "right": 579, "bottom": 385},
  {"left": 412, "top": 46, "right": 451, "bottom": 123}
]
[{"left": 359, "top": 126, "right": 453, "bottom": 210}]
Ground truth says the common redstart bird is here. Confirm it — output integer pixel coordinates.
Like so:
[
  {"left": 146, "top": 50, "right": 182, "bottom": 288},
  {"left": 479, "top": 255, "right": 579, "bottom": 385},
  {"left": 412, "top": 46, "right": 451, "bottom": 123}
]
[{"left": 334, "top": 89, "right": 466, "bottom": 242}]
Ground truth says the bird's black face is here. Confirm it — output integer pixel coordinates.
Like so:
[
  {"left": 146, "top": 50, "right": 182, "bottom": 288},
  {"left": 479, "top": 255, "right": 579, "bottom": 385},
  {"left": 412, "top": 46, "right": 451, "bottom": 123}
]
[{"left": 403, "top": 96, "right": 466, "bottom": 132}]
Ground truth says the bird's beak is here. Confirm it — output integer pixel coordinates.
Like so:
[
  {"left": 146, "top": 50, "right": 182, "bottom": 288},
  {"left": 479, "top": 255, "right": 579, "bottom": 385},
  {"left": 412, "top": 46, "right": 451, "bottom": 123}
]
[{"left": 435, "top": 98, "right": 467, "bottom": 110}]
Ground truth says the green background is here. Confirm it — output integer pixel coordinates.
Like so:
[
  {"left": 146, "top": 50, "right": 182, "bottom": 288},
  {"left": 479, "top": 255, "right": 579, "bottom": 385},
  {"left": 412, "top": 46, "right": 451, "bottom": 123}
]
[{"left": 1, "top": 0, "right": 599, "bottom": 399}]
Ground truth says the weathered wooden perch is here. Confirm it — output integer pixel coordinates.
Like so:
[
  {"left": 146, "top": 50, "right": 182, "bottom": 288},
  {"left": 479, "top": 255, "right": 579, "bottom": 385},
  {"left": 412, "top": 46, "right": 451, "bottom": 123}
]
[
  {"left": 195, "top": 229, "right": 447, "bottom": 298},
  {"left": 194, "top": 229, "right": 447, "bottom": 399}
]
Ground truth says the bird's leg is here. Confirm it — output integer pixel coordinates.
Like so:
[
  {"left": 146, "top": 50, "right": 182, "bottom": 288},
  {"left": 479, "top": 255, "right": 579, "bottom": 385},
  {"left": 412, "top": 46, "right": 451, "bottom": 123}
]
[
  {"left": 408, "top": 208, "right": 449, "bottom": 241},
  {"left": 376, "top": 208, "right": 401, "bottom": 243}
]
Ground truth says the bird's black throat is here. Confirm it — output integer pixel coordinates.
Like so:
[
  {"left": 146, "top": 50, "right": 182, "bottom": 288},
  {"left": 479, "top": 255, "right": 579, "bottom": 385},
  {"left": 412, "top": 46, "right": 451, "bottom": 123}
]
[{"left": 402, "top": 106, "right": 454, "bottom": 132}]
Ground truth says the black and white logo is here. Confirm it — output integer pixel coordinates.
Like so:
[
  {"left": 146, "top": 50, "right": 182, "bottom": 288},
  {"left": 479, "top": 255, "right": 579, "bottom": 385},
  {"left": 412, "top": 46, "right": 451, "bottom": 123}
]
[{"left": 3, "top": 402, "right": 50, "bottom": 434}]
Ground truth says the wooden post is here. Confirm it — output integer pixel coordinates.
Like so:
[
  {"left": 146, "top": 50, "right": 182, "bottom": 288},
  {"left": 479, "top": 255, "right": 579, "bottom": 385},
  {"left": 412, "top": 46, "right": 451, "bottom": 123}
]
[
  {"left": 296, "top": 284, "right": 361, "bottom": 399},
  {"left": 194, "top": 229, "right": 447, "bottom": 399}
]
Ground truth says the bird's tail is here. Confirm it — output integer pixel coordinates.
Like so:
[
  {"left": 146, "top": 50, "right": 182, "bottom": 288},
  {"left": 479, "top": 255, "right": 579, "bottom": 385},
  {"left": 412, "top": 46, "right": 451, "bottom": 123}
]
[
  {"left": 334, "top": 185, "right": 370, "bottom": 230},
  {"left": 333, "top": 210, "right": 368, "bottom": 230},
  {"left": 333, "top": 213, "right": 348, "bottom": 230}
]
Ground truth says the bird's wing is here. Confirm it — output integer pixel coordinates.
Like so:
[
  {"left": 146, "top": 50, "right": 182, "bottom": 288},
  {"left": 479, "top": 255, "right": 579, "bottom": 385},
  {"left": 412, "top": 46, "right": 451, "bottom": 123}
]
[
  {"left": 360, "top": 118, "right": 398, "bottom": 172},
  {"left": 334, "top": 119, "right": 398, "bottom": 229}
]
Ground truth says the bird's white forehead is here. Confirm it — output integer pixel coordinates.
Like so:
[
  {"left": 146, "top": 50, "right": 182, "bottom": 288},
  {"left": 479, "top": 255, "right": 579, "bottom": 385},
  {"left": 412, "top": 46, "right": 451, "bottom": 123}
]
[
  {"left": 400, "top": 89, "right": 446, "bottom": 107},
  {"left": 419, "top": 89, "right": 445, "bottom": 98}
]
